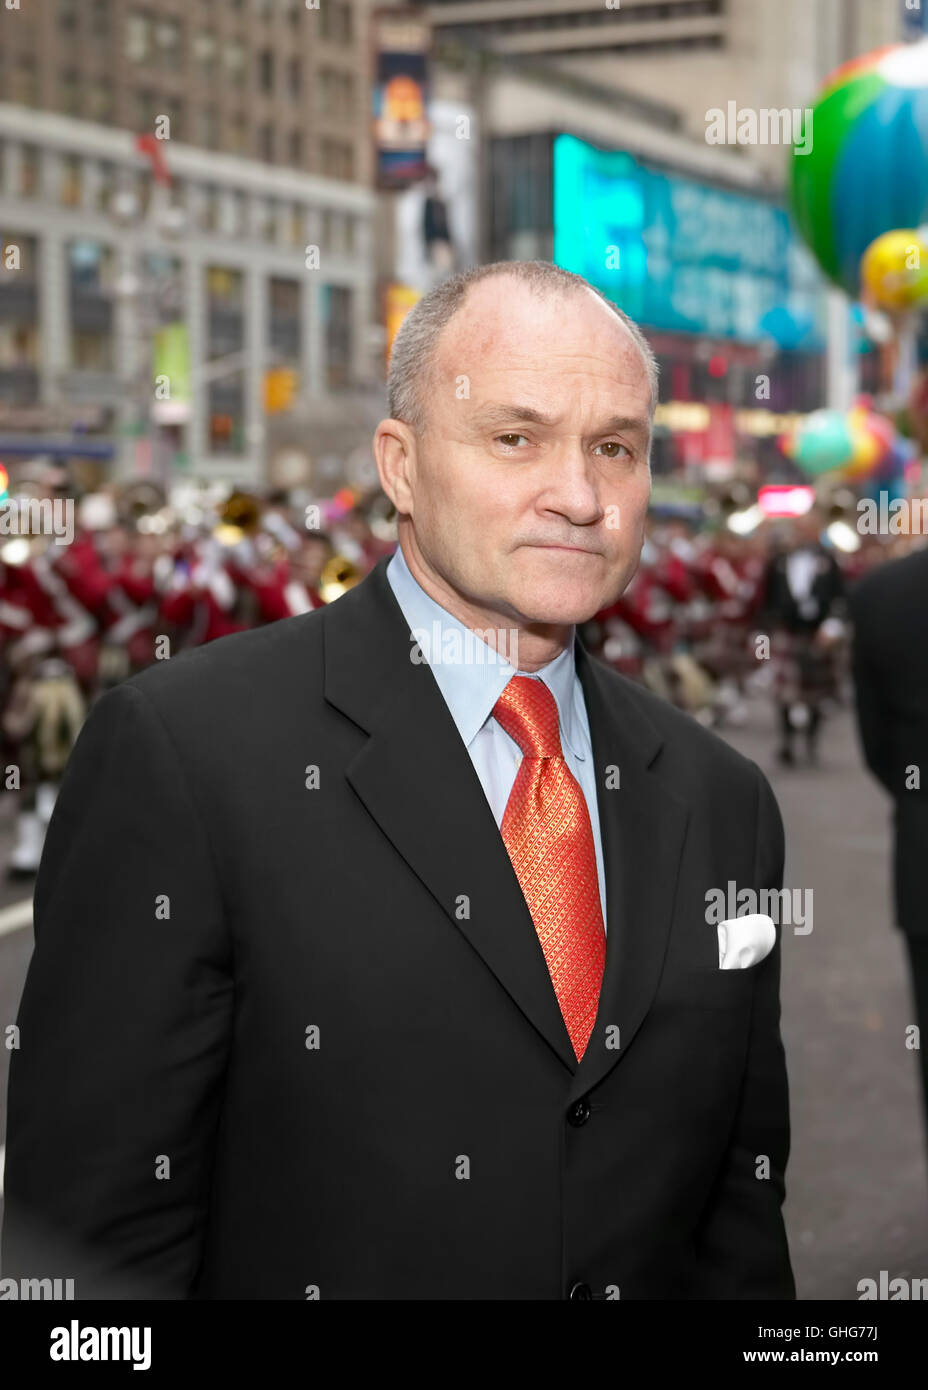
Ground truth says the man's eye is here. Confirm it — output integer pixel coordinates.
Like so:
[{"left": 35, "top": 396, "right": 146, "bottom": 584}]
[
  {"left": 496, "top": 433, "right": 529, "bottom": 447},
  {"left": 596, "top": 441, "right": 631, "bottom": 458}
]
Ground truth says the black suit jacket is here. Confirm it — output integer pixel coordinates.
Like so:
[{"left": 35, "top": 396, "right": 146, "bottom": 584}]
[
  {"left": 759, "top": 546, "right": 846, "bottom": 634},
  {"left": 2, "top": 555, "right": 794, "bottom": 1299},
  {"left": 850, "top": 548, "right": 928, "bottom": 936}
]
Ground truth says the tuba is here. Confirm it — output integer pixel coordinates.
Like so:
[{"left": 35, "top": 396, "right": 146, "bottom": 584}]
[{"left": 318, "top": 553, "right": 362, "bottom": 603}]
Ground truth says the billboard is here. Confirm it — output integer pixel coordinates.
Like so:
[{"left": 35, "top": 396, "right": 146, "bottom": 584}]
[
  {"left": 151, "top": 322, "right": 190, "bottom": 425},
  {"left": 553, "top": 134, "right": 825, "bottom": 349},
  {"left": 394, "top": 99, "right": 480, "bottom": 294},
  {"left": 384, "top": 284, "right": 422, "bottom": 367},
  {"left": 372, "top": 10, "right": 430, "bottom": 190}
]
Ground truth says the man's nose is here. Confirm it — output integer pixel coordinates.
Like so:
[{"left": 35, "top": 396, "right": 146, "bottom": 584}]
[{"left": 538, "top": 445, "right": 603, "bottom": 524}]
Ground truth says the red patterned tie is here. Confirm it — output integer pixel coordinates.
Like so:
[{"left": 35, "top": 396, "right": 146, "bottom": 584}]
[{"left": 492, "top": 675, "right": 606, "bottom": 1062}]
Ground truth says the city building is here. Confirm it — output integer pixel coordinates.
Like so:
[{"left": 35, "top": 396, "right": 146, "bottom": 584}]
[
  {"left": 0, "top": 0, "right": 368, "bottom": 183},
  {"left": 0, "top": 0, "right": 379, "bottom": 489},
  {"left": 427, "top": 0, "right": 904, "bottom": 178},
  {"left": 426, "top": 29, "right": 830, "bottom": 479}
]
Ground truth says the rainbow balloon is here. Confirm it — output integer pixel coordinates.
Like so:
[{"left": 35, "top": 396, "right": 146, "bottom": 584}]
[
  {"left": 780, "top": 409, "right": 856, "bottom": 475},
  {"left": 845, "top": 404, "right": 896, "bottom": 478},
  {"left": 780, "top": 405, "right": 896, "bottom": 479},
  {"left": 790, "top": 40, "right": 928, "bottom": 295}
]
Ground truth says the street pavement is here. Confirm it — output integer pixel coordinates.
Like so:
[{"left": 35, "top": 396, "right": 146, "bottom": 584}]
[{"left": 0, "top": 694, "right": 926, "bottom": 1298}]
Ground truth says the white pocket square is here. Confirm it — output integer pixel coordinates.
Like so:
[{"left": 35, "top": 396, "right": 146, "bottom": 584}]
[{"left": 717, "top": 914, "right": 776, "bottom": 970}]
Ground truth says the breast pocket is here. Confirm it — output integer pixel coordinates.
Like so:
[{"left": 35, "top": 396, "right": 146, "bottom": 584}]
[{"left": 659, "top": 961, "right": 760, "bottom": 1012}]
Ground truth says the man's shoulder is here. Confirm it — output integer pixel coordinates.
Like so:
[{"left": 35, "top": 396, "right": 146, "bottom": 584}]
[
  {"left": 849, "top": 547, "right": 928, "bottom": 616},
  {"left": 125, "top": 608, "right": 326, "bottom": 715},
  {"left": 587, "top": 652, "right": 762, "bottom": 794}
]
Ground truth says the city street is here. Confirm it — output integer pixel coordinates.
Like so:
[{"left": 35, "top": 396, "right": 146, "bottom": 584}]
[{"left": 0, "top": 693, "right": 926, "bottom": 1300}]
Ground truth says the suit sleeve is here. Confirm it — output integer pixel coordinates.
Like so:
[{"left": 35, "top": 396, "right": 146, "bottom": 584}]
[
  {"left": 1, "top": 680, "right": 233, "bottom": 1299},
  {"left": 692, "top": 761, "right": 795, "bottom": 1298},
  {"left": 849, "top": 602, "right": 893, "bottom": 793}
]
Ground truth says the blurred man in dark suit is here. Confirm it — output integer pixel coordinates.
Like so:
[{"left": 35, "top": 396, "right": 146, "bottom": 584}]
[{"left": 850, "top": 546, "right": 928, "bottom": 1150}]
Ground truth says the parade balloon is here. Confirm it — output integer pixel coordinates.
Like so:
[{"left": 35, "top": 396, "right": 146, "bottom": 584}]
[
  {"left": 845, "top": 404, "right": 896, "bottom": 478},
  {"left": 790, "top": 40, "right": 928, "bottom": 294},
  {"left": 781, "top": 410, "right": 856, "bottom": 475},
  {"left": 860, "top": 228, "right": 928, "bottom": 311}
]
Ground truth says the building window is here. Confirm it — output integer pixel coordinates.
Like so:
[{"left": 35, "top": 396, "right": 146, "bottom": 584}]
[
  {"left": 198, "top": 108, "right": 219, "bottom": 149},
  {"left": 224, "top": 39, "right": 246, "bottom": 75},
  {"left": 10, "top": 56, "right": 38, "bottom": 107},
  {"left": 0, "top": 324, "right": 41, "bottom": 404},
  {"left": 87, "top": 81, "right": 115, "bottom": 122},
  {"left": 134, "top": 89, "right": 157, "bottom": 132},
  {"left": 258, "top": 49, "right": 274, "bottom": 92},
  {"left": 257, "top": 124, "right": 274, "bottom": 163},
  {"left": 288, "top": 130, "right": 303, "bottom": 167},
  {"left": 68, "top": 240, "right": 117, "bottom": 292},
  {"left": 19, "top": 146, "right": 39, "bottom": 198},
  {"left": 324, "top": 2, "right": 352, "bottom": 45},
  {"left": 96, "top": 161, "right": 116, "bottom": 213},
  {"left": 258, "top": 199, "right": 277, "bottom": 242},
  {"left": 59, "top": 69, "right": 81, "bottom": 118},
  {"left": 228, "top": 114, "right": 248, "bottom": 154},
  {"left": 125, "top": 13, "right": 153, "bottom": 63},
  {"left": 286, "top": 204, "right": 303, "bottom": 246},
  {"left": 216, "top": 191, "right": 246, "bottom": 239},
  {"left": 288, "top": 58, "right": 302, "bottom": 97},
  {"left": 201, "top": 187, "right": 219, "bottom": 234},
  {"left": 194, "top": 31, "right": 218, "bottom": 73},
  {"left": 0, "top": 231, "right": 37, "bottom": 281},
  {"left": 57, "top": 0, "right": 80, "bottom": 30},
  {"left": 323, "top": 284, "right": 352, "bottom": 390},
  {"left": 68, "top": 242, "right": 116, "bottom": 371},
  {"left": 206, "top": 264, "right": 245, "bottom": 454},
  {"left": 321, "top": 139, "right": 353, "bottom": 181},
  {"left": 316, "top": 70, "right": 329, "bottom": 115},
  {"left": 60, "top": 154, "right": 82, "bottom": 207},
  {"left": 317, "top": 69, "right": 354, "bottom": 119},
  {"left": 154, "top": 19, "right": 182, "bottom": 66},
  {"left": 269, "top": 276, "right": 301, "bottom": 364},
  {"left": 90, "top": 0, "right": 112, "bottom": 38}
]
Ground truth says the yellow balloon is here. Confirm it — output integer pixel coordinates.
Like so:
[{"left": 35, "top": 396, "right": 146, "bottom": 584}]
[{"left": 860, "top": 229, "right": 928, "bottom": 311}]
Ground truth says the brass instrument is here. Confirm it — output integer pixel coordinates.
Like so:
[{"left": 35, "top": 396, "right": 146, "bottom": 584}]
[
  {"left": 116, "top": 481, "right": 167, "bottom": 528},
  {"left": 318, "top": 554, "right": 362, "bottom": 603},
  {"left": 214, "top": 490, "right": 264, "bottom": 547}
]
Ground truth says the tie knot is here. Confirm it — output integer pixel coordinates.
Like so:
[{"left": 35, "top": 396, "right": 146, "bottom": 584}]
[{"left": 492, "top": 675, "right": 563, "bottom": 759}]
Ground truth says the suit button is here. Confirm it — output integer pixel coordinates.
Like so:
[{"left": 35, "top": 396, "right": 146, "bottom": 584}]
[
  {"left": 568, "top": 1281, "right": 593, "bottom": 1300},
  {"left": 567, "top": 1096, "right": 591, "bottom": 1126}
]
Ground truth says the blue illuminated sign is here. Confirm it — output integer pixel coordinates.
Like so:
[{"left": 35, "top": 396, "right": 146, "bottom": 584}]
[{"left": 553, "top": 134, "right": 824, "bottom": 349}]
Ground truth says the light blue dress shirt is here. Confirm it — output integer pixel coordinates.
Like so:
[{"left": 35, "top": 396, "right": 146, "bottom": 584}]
[{"left": 386, "top": 545, "right": 608, "bottom": 931}]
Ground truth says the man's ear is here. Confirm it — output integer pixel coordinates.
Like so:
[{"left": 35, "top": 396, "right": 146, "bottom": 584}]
[{"left": 373, "top": 418, "right": 418, "bottom": 516}]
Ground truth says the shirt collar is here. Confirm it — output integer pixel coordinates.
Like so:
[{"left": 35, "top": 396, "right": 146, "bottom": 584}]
[{"left": 385, "top": 544, "right": 585, "bottom": 759}]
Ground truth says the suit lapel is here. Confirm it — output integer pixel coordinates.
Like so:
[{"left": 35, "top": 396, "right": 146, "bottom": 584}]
[
  {"left": 569, "top": 637, "right": 689, "bottom": 1101},
  {"left": 323, "top": 557, "right": 690, "bottom": 1094},
  {"left": 323, "top": 557, "right": 578, "bottom": 1073}
]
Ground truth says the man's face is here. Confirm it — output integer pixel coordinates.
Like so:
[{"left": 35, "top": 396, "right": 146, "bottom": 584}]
[
  {"left": 294, "top": 537, "right": 331, "bottom": 586},
  {"left": 382, "top": 278, "right": 653, "bottom": 628}
]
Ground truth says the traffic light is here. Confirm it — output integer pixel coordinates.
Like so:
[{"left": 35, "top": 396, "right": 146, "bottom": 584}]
[{"left": 264, "top": 367, "right": 298, "bottom": 413}]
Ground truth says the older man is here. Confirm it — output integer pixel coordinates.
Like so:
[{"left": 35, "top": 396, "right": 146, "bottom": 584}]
[{"left": 2, "top": 261, "right": 794, "bottom": 1300}]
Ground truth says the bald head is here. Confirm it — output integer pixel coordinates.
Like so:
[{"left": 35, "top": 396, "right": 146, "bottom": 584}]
[
  {"left": 373, "top": 264, "right": 654, "bottom": 663},
  {"left": 387, "top": 260, "right": 659, "bottom": 436}
]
